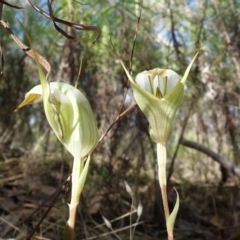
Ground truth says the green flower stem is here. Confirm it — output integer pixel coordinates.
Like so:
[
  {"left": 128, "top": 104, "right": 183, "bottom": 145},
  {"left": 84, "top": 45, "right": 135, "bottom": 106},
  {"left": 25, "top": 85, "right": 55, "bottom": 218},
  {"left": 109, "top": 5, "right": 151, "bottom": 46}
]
[
  {"left": 157, "top": 142, "right": 173, "bottom": 240},
  {"left": 64, "top": 156, "right": 91, "bottom": 240},
  {"left": 65, "top": 202, "right": 78, "bottom": 240},
  {"left": 71, "top": 157, "right": 84, "bottom": 200}
]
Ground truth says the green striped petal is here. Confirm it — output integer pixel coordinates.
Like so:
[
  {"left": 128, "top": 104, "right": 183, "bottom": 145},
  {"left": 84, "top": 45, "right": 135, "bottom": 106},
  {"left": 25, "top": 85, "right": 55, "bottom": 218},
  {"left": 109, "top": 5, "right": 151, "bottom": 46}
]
[
  {"left": 120, "top": 51, "right": 199, "bottom": 144},
  {"left": 15, "top": 82, "right": 99, "bottom": 158}
]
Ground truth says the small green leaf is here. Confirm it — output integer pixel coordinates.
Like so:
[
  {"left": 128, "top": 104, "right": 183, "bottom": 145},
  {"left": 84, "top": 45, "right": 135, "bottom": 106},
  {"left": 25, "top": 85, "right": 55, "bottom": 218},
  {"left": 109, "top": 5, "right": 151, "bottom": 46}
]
[
  {"left": 71, "top": 155, "right": 91, "bottom": 203},
  {"left": 166, "top": 188, "right": 180, "bottom": 234}
]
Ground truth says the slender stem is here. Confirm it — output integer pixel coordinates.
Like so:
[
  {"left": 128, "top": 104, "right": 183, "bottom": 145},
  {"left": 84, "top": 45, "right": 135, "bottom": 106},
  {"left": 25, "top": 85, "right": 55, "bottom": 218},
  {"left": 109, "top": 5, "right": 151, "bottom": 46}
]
[
  {"left": 157, "top": 142, "right": 173, "bottom": 240},
  {"left": 65, "top": 202, "right": 78, "bottom": 240},
  {"left": 71, "top": 157, "right": 84, "bottom": 194},
  {"left": 64, "top": 157, "right": 84, "bottom": 240},
  {"left": 157, "top": 142, "right": 169, "bottom": 217},
  {"left": 129, "top": 193, "right": 134, "bottom": 240}
]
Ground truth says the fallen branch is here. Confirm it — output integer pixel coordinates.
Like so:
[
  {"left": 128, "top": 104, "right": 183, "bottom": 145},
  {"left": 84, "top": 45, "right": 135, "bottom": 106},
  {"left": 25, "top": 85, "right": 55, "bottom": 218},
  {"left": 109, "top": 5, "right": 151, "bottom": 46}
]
[{"left": 181, "top": 138, "right": 240, "bottom": 178}]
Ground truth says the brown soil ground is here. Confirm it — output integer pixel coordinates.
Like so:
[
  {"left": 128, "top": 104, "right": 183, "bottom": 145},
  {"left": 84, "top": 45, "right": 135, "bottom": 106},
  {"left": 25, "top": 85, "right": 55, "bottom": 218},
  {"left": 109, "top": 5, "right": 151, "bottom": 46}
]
[{"left": 0, "top": 152, "right": 240, "bottom": 240}]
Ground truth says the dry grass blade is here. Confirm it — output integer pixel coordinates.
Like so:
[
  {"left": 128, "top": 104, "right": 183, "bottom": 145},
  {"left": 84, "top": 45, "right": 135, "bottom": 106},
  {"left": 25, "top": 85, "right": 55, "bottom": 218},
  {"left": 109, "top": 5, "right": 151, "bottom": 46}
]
[
  {"left": 25, "top": 176, "right": 71, "bottom": 240},
  {"left": 28, "top": 0, "right": 101, "bottom": 42},
  {"left": 95, "top": 210, "right": 137, "bottom": 229},
  {"left": 84, "top": 221, "right": 144, "bottom": 240},
  {"left": 101, "top": 215, "right": 112, "bottom": 229},
  {"left": 0, "top": 216, "right": 24, "bottom": 237}
]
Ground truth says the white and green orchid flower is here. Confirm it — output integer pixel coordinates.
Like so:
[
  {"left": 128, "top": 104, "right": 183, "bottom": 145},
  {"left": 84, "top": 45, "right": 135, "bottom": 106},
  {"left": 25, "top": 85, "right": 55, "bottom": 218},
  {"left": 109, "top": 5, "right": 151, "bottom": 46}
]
[
  {"left": 14, "top": 51, "right": 99, "bottom": 240},
  {"left": 15, "top": 78, "right": 99, "bottom": 239},
  {"left": 120, "top": 52, "right": 199, "bottom": 145},
  {"left": 134, "top": 68, "right": 183, "bottom": 144},
  {"left": 120, "top": 51, "right": 200, "bottom": 240},
  {"left": 15, "top": 82, "right": 99, "bottom": 159}
]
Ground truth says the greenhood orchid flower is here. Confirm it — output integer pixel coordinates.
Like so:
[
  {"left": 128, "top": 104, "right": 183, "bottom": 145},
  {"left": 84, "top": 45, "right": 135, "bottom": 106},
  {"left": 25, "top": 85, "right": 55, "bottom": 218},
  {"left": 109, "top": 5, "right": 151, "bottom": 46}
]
[
  {"left": 134, "top": 68, "right": 183, "bottom": 144},
  {"left": 15, "top": 80, "right": 99, "bottom": 240},
  {"left": 14, "top": 82, "right": 99, "bottom": 158},
  {"left": 120, "top": 52, "right": 199, "bottom": 145},
  {"left": 12, "top": 29, "right": 99, "bottom": 239},
  {"left": 120, "top": 51, "right": 200, "bottom": 240}
]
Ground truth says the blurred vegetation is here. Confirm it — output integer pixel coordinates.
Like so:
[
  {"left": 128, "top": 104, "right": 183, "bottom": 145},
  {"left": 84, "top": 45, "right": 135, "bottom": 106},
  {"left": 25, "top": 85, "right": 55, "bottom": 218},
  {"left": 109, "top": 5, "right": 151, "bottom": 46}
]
[{"left": 1, "top": 0, "right": 240, "bottom": 239}]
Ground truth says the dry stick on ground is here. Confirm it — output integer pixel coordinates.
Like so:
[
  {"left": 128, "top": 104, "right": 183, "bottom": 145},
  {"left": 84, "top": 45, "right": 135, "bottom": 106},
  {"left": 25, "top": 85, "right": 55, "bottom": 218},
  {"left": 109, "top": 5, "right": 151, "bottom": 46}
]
[
  {"left": 181, "top": 138, "right": 240, "bottom": 178},
  {"left": 25, "top": 176, "right": 71, "bottom": 240}
]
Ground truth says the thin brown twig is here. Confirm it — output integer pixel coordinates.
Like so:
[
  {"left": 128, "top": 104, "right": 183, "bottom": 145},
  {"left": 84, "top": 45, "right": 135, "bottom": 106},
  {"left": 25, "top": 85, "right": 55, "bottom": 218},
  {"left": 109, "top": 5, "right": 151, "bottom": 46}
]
[
  {"left": 0, "top": 0, "right": 23, "bottom": 9},
  {"left": 25, "top": 176, "right": 71, "bottom": 240},
  {"left": 168, "top": 1, "right": 181, "bottom": 62},
  {"left": 28, "top": 0, "right": 101, "bottom": 43},
  {"left": 98, "top": 102, "right": 136, "bottom": 143},
  {"left": 129, "top": 0, "right": 143, "bottom": 76},
  {"left": 167, "top": 100, "right": 194, "bottom": 184},
  {"left": 195, "top": 0, "right": 208, "bottom": 49},
  {"left": 116, "top": 0, "right": 142, "bottom": 117},
  {"left": 99, "top": 1, "right": 143, "bottom": 143}
]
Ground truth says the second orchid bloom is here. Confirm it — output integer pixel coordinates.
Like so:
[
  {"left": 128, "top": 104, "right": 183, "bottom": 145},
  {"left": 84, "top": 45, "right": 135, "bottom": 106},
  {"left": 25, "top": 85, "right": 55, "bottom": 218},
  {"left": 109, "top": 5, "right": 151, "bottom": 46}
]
[
  {"left": 120, "top": 51, "right": 200, "bottom": 240},
  {"left": 121, "top": 52, "right": 199, "bottom": 145}
]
